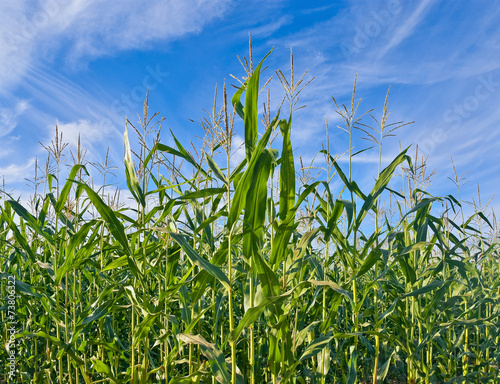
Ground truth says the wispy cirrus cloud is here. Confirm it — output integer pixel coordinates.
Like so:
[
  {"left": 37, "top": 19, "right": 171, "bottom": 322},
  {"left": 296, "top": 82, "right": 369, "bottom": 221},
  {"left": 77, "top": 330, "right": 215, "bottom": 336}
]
[
  {"left": 0, "top": 101, "right": 28, "bottom": 138},
  {"left": 260, "top": 0, "right": 500, "bottom": 209},
  {"left": 0, "top": 157, "right": 36, "bottom": 185},
  {"left": 0, "top": 0, "right": 498, "bottom": 213},
  {"left": 376, "top": 0, "right": 436, "bottom": 59},
  {"left": 54, "top": 119, "right": 115, "bottom": 155},
  {"left": 46, "top": 0, "right": 230, "bottom": 62},
  {"left": 0, "top": 0, "right": 231, "bottom": 89},
  {"left": 0, "top": 0, "right": 233, "bottom": 193},
  {"left": 250, "top": 15, "right": 294, "bottom": 38}
]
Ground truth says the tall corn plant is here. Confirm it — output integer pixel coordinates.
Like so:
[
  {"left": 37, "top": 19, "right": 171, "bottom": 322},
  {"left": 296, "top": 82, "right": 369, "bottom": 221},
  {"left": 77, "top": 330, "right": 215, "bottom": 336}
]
[{"left": 1, "top": 45, "right": 499, "bottom": 384}]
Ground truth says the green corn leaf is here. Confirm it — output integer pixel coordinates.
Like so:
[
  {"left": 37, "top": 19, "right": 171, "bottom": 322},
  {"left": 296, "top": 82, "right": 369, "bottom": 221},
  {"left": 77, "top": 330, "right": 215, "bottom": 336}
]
[
  {"left": 56, "top": 221, "right": 95, "bottom": 285},
  {"left": 228, "top": 121, "right": 276, "bottom": 229},
  {"left": 79, "top": 183, "right": 142, "bottom": 281},
  {"left": 228, "top": 291, "right": 291, "bottom": 343},
  {"left": 243, "top": 149, "right": 273, "bottom": 264},
  {"left": 4, "top": 223, "right": 35, "bottom": 262},
  {"left": 169, "top": 232, "right": 230, "bottom": 292},
  {"left": 178, "top": 187, "right": 226, "bottom": 200},
  {"left": 399, "top": 241, "right": 428, "bottom": 256},
  {"left": 253, "top": 247, "right": 281, "bottom": 298},
  {"left": 231, "top": 49, "right": 273, "bottom": 161},
  {"left": 355, "top": 249, "right": 382, "bottom": 278},
  {"left": 270, "top": 181, "right": 320, "bottom": 267},
  {"left": 356, "top": 147, "right": 410, "bottom": 228},
  {"left": 403, "top": 280, "right": 445, "bottom": 298},
  {"left": 309, "top": 280, "right": 353, "bottom": 302},
  {"left": 0, "top": 273, "right": 42, "bottom": 298},
  {"left": 205, "top": 152, "right": 228, "bottom": 186},
  {"left": 7, "top": 199, "right": 53, "bottom": 243},
  {"left": 79, "top": 183, "right": 130, "bottom": 254},
  {"left": 91, "top": 358, "right": 120, "bottom": 384},
  {"left": 332, "top": 161, "right": 367, "bottom": 202},
  {"left": 55, "top": 164, "right": 88, "bottom": 213},
  {"left": 102, "top": 255, "right": 128, "bottom": 272},
  {"left": 278, "top": 115, "right": 295, "bottom": 221},
  {"left": 178, "top": 334, "right": 231, "bottom": 384},
  {"left": 347, "top": 348, "right": 358, "bottom": 384},
  {"left": 294, "top": 321, "right": 321, "bottom": 350},
  {"left": 299, "top": 335, "right": 334, "bottom": 361},
  {"left": 422, "top": 283, "right": 449, "bottom": 318},
  {"left": 183, "top": 304, "right": 214, "bottom": 334},
  {"left": 377, "top": 351, "right": 395, "bottom": 382},
  {"left": 124, "top": 124, "right": 146, "bottom": 207},
  {"left": 133, "top": 312, "right": 161, "bottom": 348},
  {"left": 36, "top": 330, "right": 64, "bottom": 347},
  {"left": 402, "top": 197, "right": 442, "bottom": 221},
  {"left": 375, "top": 299, "right": 399, "bottom": 328},
  {"left": 324, "top": 199, "right": 346, "bottom": 242},
  {"left": 80, "top": 299, "right": 115, "bottom": 326},
  {"left": 294, "top": 228, "right": 320, "bottom": 260},
  {"left": 152, "top": 142, "right": 191, "bottom": 167}
]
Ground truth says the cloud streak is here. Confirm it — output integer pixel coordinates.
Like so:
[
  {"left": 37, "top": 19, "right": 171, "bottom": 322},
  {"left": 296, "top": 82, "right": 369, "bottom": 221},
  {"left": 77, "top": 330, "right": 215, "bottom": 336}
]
[
  {"left": 377, "top": 0, "right": 436, "bottom": 59},
  {"left": 0, "top": 101, "right": 28, "bottom": 138},
  {"left": 0, "top": 158, "right": 36, "bottom": 185},
  {"left": 0, "top": 0, "right": 231, "bottom": 89}
]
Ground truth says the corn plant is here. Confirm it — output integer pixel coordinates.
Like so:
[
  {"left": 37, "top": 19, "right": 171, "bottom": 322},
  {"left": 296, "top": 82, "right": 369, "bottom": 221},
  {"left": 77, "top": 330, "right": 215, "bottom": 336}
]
[{"left": 1, "top": 45, "right": 499, "bottom": 384}]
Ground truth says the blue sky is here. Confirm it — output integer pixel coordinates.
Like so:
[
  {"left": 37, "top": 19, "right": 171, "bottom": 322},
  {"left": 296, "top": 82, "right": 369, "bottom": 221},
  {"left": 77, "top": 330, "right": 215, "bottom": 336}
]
[{"left": 1, "top": 0, "right": 499, "bottom": 220}]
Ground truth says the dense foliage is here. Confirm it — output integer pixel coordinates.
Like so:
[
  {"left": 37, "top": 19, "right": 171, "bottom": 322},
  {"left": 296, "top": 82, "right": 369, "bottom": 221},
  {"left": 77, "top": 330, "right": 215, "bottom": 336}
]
[{"left": 1, "top": 49, "right": 499, "bottom": 384}]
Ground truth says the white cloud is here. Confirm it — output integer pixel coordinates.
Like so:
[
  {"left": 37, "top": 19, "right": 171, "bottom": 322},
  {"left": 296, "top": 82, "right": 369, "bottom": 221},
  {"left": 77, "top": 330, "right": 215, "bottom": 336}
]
[
  {"left": 0, "top": 0, "right": 231, "bottom": 89},
  {"left": 0, "top": 158, "right": 36, "bottom": 185},
  {"left": 264, "top": 1, "right": 500, "bottom": 207},
  {"left": 51, "top": 0, "right": 230, "bottom": 61},
  {"left": 54, "top": 119, "right": 116, "bottom": 156},
  {"left": 0, "top": 101, "right": 29, "bottom": 138},
  {"left": 231, "top": 135, "right": 246, "bottom": 165},
  {"left": 377, "top": 0, "right": 436, "bottom": 59},
  {"left": 250, "top": 15, "right": 293, "bottom": 38}
]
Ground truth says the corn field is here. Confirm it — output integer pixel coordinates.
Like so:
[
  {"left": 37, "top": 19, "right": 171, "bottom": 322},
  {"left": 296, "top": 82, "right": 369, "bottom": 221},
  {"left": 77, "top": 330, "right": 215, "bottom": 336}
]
[{"left": 1, "top": 48, "right": 499, "bottom": 384}]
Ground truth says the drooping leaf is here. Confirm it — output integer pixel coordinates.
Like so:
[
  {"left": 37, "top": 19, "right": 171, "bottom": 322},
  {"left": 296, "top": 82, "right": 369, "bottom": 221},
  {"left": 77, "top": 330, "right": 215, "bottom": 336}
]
[
  {"left": 229, "top": 291, "right": 291, "bottom": 342},
  {"left": 55, "top": 164, "right": 88, "bottom": 213},
  {"left": 356, "top": 147, "right": 410, "bottom": 228},
  {"left": 403, "top": 280, "right": 445, "bottom": 298},
  {"left": 170, "top": 232, "right": 230, "bottom": 292},
  {"left": 178, "top": 334, "right": 231, "bottom": 384},
  {"left": 299, "top": 335, "right": 334, "bottom": 361}
]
